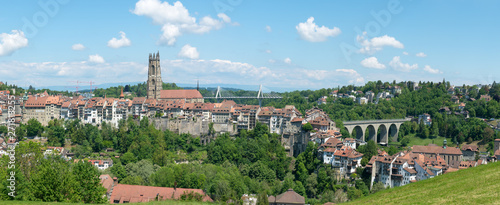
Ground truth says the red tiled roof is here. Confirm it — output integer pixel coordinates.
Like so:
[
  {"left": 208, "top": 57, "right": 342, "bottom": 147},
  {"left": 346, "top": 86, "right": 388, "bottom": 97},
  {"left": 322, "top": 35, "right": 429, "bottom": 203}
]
[
  {"left": 110, "top": 184, "right": 212, "bottom": 203},
  {"left": 412, "top": 145, "right": 462, "bottom": 155},
  {"left": 100, "top": 175, "right": 114, "bottom": 194},
  {"left": 270, "top": 189, "right": 305, "bottom": 204},
  {"left": 461, "top": 144, "right": 478, "bottom": 152},
  {"left": 160, "top": 90, "right": 203, "bottom": 99},
  {"left": 403, "top": 167, "right": 417, "bottom": 174}
]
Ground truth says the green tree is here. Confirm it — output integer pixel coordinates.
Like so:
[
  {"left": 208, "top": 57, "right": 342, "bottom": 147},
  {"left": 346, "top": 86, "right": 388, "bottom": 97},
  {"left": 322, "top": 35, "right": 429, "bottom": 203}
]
[
  {"left": 257, "top": 191, "right": 269, "bottom": 205},
  {"left": 302, "top": 123, "right": 313, "bottom": 132},
  {"left": 72, "top": 161, "right": 107, "bottom": 203},
  {"left": 371, "top": 182, "right": 386, "bottom": 194},
  {"left": 26, "top": 118, "right": 43, "bottom": 137},
  {"left": 121, "top": 152, "right": 137, "bottom": 165},
  {"left": 30, "top": 156, "right": 75, "bottom": 202}
]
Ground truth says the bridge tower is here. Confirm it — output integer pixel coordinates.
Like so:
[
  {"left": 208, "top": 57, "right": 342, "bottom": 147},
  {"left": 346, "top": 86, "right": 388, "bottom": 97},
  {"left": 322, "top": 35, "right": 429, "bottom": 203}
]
[
  {"left": 257, "top": 84, "right": 264, "bottom": 107},
  {"left": 215, "top": 86, "right": 222, "bottom": 103}
]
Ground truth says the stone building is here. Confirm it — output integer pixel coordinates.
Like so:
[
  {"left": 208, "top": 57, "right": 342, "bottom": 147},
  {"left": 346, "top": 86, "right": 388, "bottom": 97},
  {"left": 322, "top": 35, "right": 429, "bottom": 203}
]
[{"left": 147, "top": 52, "right": 162, "bottom": 99}]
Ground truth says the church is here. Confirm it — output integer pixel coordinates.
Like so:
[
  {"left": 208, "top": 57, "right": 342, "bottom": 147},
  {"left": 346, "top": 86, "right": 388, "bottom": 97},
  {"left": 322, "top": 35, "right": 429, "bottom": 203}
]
[{"left": 146, "top": 52, "right": 204, "bottom": 103}]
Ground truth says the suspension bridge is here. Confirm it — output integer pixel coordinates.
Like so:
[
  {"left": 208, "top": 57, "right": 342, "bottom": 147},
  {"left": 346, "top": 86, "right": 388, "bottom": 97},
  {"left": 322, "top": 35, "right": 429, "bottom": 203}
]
[{"left": 204, "top": 85, "right": 282, "bottom": 106}]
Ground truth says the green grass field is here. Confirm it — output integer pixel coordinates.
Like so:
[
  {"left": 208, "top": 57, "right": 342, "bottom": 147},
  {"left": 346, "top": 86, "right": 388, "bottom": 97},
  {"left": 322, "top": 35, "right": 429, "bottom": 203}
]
[{"left": 347, "top": 161, "right": 500, "bottom": 205}]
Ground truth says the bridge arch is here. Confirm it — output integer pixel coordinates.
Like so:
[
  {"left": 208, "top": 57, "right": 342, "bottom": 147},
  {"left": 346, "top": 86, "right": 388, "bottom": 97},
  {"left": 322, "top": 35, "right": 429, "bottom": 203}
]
[
  {"left": 389, "top": 124, "right": 399, "bottom": 142},
  {"left": 378, "top": 124, "right": 388, "bottom": 144},
  {"left": 351, "top": 126, "right": 364, "bottom": 141},
  {"left": 365, "top": 125, "right": 377, "bottom": 143}
]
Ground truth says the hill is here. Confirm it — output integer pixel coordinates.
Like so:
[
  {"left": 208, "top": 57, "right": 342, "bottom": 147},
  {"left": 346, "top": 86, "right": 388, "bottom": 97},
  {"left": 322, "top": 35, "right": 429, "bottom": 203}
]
[{"left": 347, "top": 162, "right": 500, "bottom": 205}]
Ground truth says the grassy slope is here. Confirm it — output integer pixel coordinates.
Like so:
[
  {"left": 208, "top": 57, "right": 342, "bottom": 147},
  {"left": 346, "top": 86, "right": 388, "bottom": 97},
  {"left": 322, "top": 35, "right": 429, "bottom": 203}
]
[{"left": 348, "top": 162, "right": 500, "bottom": 205}]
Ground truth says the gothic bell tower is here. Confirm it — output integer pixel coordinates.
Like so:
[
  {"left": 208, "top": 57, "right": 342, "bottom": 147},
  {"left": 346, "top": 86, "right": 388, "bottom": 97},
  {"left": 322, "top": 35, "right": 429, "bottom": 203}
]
[{"left": 147, "top": 51, "right": 162, "bottom": 99}]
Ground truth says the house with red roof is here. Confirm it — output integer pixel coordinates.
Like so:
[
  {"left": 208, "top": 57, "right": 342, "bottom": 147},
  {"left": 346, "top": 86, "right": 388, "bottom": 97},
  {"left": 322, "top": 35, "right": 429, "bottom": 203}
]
[
  {"left": 109, "top": 184, "right": 212, "bottom": 204},
  {"left": 268, "top": 189, "right": 304, "bottom": 205}
]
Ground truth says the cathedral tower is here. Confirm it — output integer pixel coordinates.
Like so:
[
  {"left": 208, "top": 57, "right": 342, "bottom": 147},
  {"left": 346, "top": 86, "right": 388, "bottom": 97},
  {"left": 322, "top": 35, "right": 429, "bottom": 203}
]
[{"left": 147, "top": 51, "right": 162, "bottom": 99}]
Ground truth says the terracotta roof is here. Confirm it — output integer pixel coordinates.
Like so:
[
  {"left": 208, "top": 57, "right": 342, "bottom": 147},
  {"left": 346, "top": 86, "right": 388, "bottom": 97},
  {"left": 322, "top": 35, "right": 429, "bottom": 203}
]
[
  {"left": 403, "top": 167, "right": 417, "bottom": 174},
  {"left": 334, "top": 146, "right": 363, "bottom": 159},
  {"left": 132, "top": 97, "right": 146, "bottom": 105},
  {"left": 160, "top": 90, "right": 203, "bottom": 99},
  {"left": 412, "top": 145, "right": 462, "bottom": 155},
  {"left": 461, "top": 144, "right": 478, "bottom": 152},
  {"left": 24, "top": 96, "right": 48, "bottom": 108},
  {"left": 320, "top": 138, "right": 343, "bottom": 149},
  {"left": 100, "top": 175, "right": 114, "bottom": 194},
  {"left": 459, "top": 161, "right": 477, "bottom": 169},
  {"left": 444, "top": 167, "right": 459, "bottom": 174},
  {"left": 270, "top": 189, "right": 304, "bottom": 204},
  {"left": 110, "top": 184, "right": 212, "bottom": 203}
]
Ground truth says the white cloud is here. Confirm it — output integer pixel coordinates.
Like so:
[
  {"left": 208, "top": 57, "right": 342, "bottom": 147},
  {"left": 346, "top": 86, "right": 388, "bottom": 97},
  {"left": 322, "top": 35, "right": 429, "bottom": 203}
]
[
  {"left": 389, "top": 56, "right": 418, "bottom": 72},
  {"left": 0, "top": 30, "right": 28, "bottom": 56},
  {"left": 265, "top": 50, "right": 271, "bottom": 54},
  {"left": 423, "top": 65, "right": 442, "bottom": 74},
  {"left": 268, "top": 59, "right": 275, "bottom": 63},
  {"left": 416, "top": 52, "right": 427, "bottom": 57},
  {"left": 72, "top": 43, "right": 85, "bottom": 51},
  {"left": 132, "top": 0, "right": 234, "bottom": 46},
  {"left": 88, "top": 54, "right": 105, "bottom": 63},
  {"left": 178, "top": 44, "right": 199, "bottom": 59},
  {"left": 360, "top": 57, "right": 386, "bottom": 69},
  {"left": 403, "top": 51, "right": 408, "bottom": 55},
  {"left": 0, "top": 61, "right": 146, "bottom": 88},
  {"left": 284, "top": 57, "right": 291, "bottom": 64},
  {"left": 107, "top": 31, "right": 131, "bottom": 48},
  {"left": 265, "top": 25, "right": 272, "bottom": 32},
  {"left": 296, "top": 17, "right": 341, "bottom": 42},
  {"left": 358, "top": 34, "right": 404, "bottom": 54},
  {"left": 0, "top": 58, "right": 366, "bottom": 90},
  {"left": 336, "top": 69, "right": 365, "bottom": 84}
]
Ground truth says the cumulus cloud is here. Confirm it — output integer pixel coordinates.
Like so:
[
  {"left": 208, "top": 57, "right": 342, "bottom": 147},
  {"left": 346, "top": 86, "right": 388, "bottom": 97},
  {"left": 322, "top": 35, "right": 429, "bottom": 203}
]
[
  {"left": 358, "top": 34, "right": 404, "bottom": 54},
  {"left": 88, "top": 54, "right": 105, "bottom": 63},
  {"left": 132, "top": 0, "right": 234, "bottom": 46},
  {"left": 389, "top": 56, "right": 418, "bottom": 72},
  {"left": 268, "top": 59, "right": 276, "bottom": 63},
  {"left": 265, "top": 50, "right": 271, "bottom": 54},
  {"left": 72, "top": 43, "right": 85, "bottom": 51},
  {"left": 416, "top": 52, "right": 427, "bottom": 57},
  {"left": 107, "top": 31, "right": 131, "bottom": 48},
  {"left": 1, "top": 58, "right": 366, "bottom": 90},
  {"left": 423, "top": 65, "right": 442, "bottom": 74},
  {"left": 403, "top": 51, "right": 408, "bottom": 55},
  {"left": 296, "top": 17, "right": 341, "bottom": 42},
  {"left": 0, "top": 30, "right": 28, "bottom": 56},
  {"left": 177, "top": 44, "right": 199, "bottom": 59},
  {"left": 0, "top": 61, "right": 146, "bottom": 87},
  {"left": 335, "top": 69, "right": 365, "bottom": 84},
  {"left": 360, "top": 57, "right": 386, "bottom": 69},
  {"left": 284, "top": 57, "right": 291, "bottom": 64},
  {"left": 265, "top": 25, "right": 272, "bottom": 32}
]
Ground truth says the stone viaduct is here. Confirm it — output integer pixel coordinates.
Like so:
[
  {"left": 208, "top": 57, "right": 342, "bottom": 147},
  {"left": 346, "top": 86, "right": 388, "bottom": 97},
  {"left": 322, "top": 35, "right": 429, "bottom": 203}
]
[{"left": 343, "top": 118, "right": 411, "bottom": 144}]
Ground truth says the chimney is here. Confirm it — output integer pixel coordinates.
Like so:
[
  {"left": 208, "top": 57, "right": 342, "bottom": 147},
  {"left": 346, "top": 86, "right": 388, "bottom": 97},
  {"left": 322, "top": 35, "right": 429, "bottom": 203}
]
[
  {"left": 113, "top": 177, "right": 118, "bottom": 186},
  {"left": 443, "top": 139, "right": 447, "bottom": 149}
]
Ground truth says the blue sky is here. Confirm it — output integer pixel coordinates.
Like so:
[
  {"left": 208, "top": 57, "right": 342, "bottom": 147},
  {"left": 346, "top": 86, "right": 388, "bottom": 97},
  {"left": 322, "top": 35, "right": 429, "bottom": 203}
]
[{"left": 0, "top": 0, "right": 499, "bottom": 91}]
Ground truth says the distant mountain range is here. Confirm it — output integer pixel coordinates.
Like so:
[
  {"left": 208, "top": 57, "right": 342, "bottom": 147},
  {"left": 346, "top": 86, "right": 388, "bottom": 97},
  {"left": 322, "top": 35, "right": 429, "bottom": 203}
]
[{"left": 26, "top": 82, "right": 297, "bottom": 93}]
